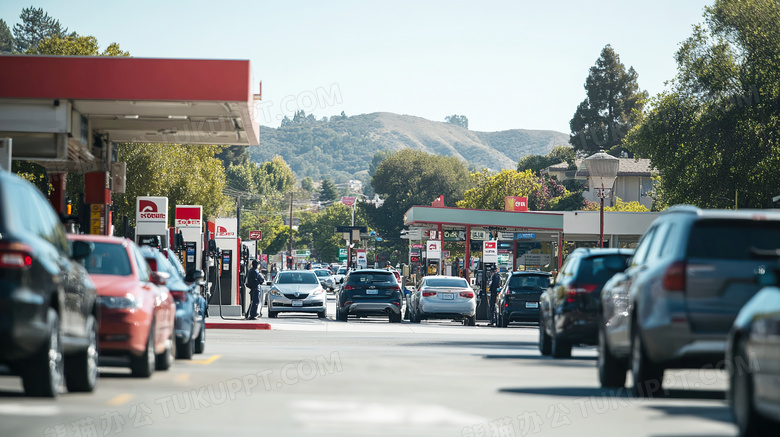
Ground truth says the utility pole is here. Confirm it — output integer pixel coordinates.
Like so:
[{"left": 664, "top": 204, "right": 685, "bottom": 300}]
[{"left": 289, "top": 191, "right": 294, "bottom": 269}]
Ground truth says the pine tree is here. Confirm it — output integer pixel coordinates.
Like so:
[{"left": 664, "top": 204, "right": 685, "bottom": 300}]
[
  {"left": 319, "top": 179, "right": 339, "bottom": 203},
  {"left": 12, "top": 7, "right": 68, "bottom": 53},
  {"left": 0, "top": 19, "right": 13, "bottom": 53}
]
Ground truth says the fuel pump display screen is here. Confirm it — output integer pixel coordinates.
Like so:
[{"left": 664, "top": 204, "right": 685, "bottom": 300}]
[
  {"left": 186, "top": 247, "right": 195, "bottom": 263},
  {"left": 223, "top": 254, "right": 230, "bottom": 271}
]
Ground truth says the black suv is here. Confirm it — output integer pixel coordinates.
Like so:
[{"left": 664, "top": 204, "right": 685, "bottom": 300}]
[
  {"left": 496, "top": 271, "right": 552, "bottom": 327},
  {"left": 539, "top": 248, "right": 633, "bottom": 358},
  {"left": 0, "top": 171, "right": 98, "bottom": 397},
  {"left": 336, "top": 269, "right": 403, "bottom": 323}
]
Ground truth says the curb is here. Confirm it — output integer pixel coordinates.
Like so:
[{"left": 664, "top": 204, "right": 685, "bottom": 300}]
[{"left": 206, "top": 322, "right": 272, "bottom": 330}]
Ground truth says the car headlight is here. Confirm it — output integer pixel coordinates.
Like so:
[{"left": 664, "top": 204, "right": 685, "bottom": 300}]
[
  {"left": 311, "top": 287, "right": 324, "bottom": 295},
  {"left": 99, "top": 293, "right": 143, "bottom": 309},
  {"left": 270, "top": 288, "right": 282, "bottom": 296}
]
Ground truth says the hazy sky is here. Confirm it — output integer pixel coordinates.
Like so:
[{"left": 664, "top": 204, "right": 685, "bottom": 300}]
[{"left": 1, "top": 0, "right": 712, "bottom": 134}]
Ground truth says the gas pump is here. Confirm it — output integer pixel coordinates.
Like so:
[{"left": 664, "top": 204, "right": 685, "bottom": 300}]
[
  {"left": 135, "top": 197, "right": 168, "bottom": 249},
  {"left": 219, "top": 250, "right": 233, "bottom": 305},
  {"left": 238, "top": 245, "right": 250, "bottom": 315},
  {"left": 476, "top": 261, "right": 497, "bottom": 321},
  {"left": 184, "top": 242, "right": 197, "bottom": 273}
]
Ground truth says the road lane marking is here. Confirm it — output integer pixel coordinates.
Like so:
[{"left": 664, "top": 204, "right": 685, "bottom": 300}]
[
  {"left": 106, "top": 393, "right": 133, "bottom": 406},
  {"left": 0, "top": 404, "right": 60, "bottom": 416},
  {"left": 191, "top": 355, "right": 221, "bottom": 365},
  {"left": 175, "top": 373, "right": 190, "bottom": 382}
]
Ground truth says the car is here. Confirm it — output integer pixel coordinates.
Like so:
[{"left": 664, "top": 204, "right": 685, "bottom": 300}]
[
  {"left": 408, "top": 276, "right": 476, "bottom": 326},
  {"left": 266, "top": 270, "right": 327, "bottom": 318},
  {"left": 0, "top": 170, "right": 99, "bottom": 397},
  {"left": 495, "top": 271, "right": 552, "bottom": 327},
  {"left": 69, "top": 235, "right": 176, "bottom": 377},
  {"left": 727, "top": 267, "right": 780, "bottom": 437},
  {"left": 598, "top": 206, "right": 780, "bottom": 397},
  {"left": 336, "top": 269, "right": 403, "bottom": 323},
  {"left": 333, "top": 266, "right": 348, "bottom": 284},
  {"left": 313, "top": 268, "right": 336, "bottom": 293},
  {"left": 539, "top": 248, "right": 633, "bottom": 358},
  {"left": 140, "top": 246, "right": 207, "bottom": 358}
]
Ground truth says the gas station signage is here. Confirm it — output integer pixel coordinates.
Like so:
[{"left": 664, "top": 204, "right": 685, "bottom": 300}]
[
  {"left": 175, "top": 205, "right": 202, "bottom": 227},
  {"left": 215, "top": 218, "right": 237, "bottom": 239},
  {"left": 483, "top": 241, "right": 498, "bottom": 263},
  {"left": 248, "top": 230, "right": 262, "bottom": 240},
  {"left": 426, "top": 240, "right": 442, "bottom": 259}
]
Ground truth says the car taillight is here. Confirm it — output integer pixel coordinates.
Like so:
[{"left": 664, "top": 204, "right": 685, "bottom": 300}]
[
  {"left": 170, "top": 290, "right": 187, "bottom": 301},
  {"left": 459, "top": 291, "right": 474, "bottom": 298},
  {"left": 344, "top": 285, "right": 354, "bottom": 290},
  {"left": 0, "top": 243, "right": 33, "bottom": 269},
  {"left": 566, "top": 284, "right": 597, "bottom": 303},
  {"left": 390, "top": 285, "right": 401, "bottom": 291},
  {"left": 422, "top": 291, "right": 437, "bottom": 297},
  {"left": 663, "top": 261, "right": 686, "bottom": 292}
]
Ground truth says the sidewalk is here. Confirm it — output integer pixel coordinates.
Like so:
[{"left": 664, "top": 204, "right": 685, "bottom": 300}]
[{"left": 205, "top": 315, "right": 272, "bottom": 330}]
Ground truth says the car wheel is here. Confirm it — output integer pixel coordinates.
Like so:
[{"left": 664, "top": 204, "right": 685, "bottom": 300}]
[
  {"left": 630, "top": 321, "right": 664, "bottom": 397},
  {"left": 157, "top": 334, "right": 176, "bottom": 370},
  {"left": 336, "top": 307, "right": 347, "bottom": 322},
  {"left": 731, "top": 337, "right": 774, "bottom": 436},
  {"left": 500, "top": 312, "right": 509, "bottom": 328},
  {"left": 176, "top": 335, "right": 194, "bottom": 360},
  {"left": 193, "top": 323, "right": 206, "bottom": 355},
  {"left": 23, "top": 308, "right": 63, "bottom": 397},
  {"left": 410, "top": 307, "right": 421, "bottom": 324},
  {"left": 550, "top": 315, "right": 572, "bottom": 358},
  {"left": 465, "top": 315, "right": 476, "bottom": 326},
  {"left": 598, "top": 322, "right": 627, "bottom": 388},
  {"left": 65, "top": 313, "right": 98, "bottom": 393},
  {"left": 538, "top": 314, "right": 552, "bottom": 356},
  {"left": 130, "top": 322, "right": 155, "bottom": 378},
  {"left": 403, "top": 302, "right": 411, "bottom": 320},
  {"left": 389, "top": 312, "right": 401, "bottom": 323},
  {"left": 317, "top": 310, "right": 327, "bottom": 319}
]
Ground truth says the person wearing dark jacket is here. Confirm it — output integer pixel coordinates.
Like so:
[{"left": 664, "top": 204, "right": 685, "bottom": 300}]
[
  {"left": 246, "top": 260, "right": 266, "bottom": 319},
  {"left": 488, "top": 267, "right": 501, "bottom": 326}
]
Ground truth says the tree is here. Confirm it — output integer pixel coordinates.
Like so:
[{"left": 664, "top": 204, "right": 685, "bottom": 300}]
[
  {"left": 0, "top": 19, "right": 13, "bottom": 53},
  {"left": 625, "top": 0, "right": 780, "bottom": 209},
  {"left": 458, "top": 170, "right": 540, "bottom": 210},
  {"left": 28, "top": 34, "right": 129, "bottom": 56},
  {"left": 517, "top": 146, "right": 576, "bottom": 175},
  {"left": 12, "top": 6, "right": 68, "bottom": 53},
  {"left": 368, "top": 150, "right": 392, "bottom": 176},
  {"left": 297, "top": 203, "right": 362, "bottom": 261},
  {"left": 569, "top": 45, "right": 648, "bottom": 156},
  {"left": 215, "top": 146, "right": 249, "bottom": 170},
  {"left": 444, "top": 114, "right": 469, "bottom": 129},
  {"left": 319, "top": 179, "right": 339, "bottom": 203},
  {"left": 583, "top": 196, "right": 649, "bottom": 212},
  {"left": 301, "top": 177, "right": 314, "bottom": 192}
]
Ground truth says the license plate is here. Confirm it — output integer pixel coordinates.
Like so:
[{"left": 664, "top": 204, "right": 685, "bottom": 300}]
[
  {"left": 525, "top": 302, "right": 539, "bottom": 309},
  {"left": 442, "top": 293, "right": 454, "bottom": 300},
  {"left": 292, "top": 300, "right": 303, "bottom": 307},
  {"left": 366, "top": 289, "right": 378, "bottom": 295}
]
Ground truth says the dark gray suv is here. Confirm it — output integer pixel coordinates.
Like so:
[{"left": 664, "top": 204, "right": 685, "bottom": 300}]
[{"left": 598, "top": 206, "right": 780, "bottom": 396}]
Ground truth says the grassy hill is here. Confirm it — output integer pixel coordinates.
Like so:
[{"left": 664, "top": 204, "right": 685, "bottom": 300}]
[{"left": 249, "top": 112, "right": 569, "bottom": 184}]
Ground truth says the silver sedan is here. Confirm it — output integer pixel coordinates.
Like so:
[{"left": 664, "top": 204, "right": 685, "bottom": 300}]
[
  {"left": 408, "top": 276, "right": 476, "bottom": 326},
  {"left": 266, "top": 270, "right": 327, "bottom": 318}
]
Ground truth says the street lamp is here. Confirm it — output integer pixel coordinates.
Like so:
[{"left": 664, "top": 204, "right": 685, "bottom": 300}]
[{"left": 584, "top": 152, "right": 620, "bottom": 248}]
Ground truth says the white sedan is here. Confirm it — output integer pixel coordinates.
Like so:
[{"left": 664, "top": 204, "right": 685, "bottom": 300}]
[
  {"left": 408, "top": 276, "right": 476, "bottom": 326},
  {"left": 266, "top": 270, "right": 327, "bottom": 318}
]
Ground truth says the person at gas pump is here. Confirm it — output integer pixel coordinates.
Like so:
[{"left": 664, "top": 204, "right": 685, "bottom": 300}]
[
  {"left": 246, "top": 260, "right": 265, "bottom": 320},
  {"left": 488, "top": 266, "right": 501, "bottom": 326}
]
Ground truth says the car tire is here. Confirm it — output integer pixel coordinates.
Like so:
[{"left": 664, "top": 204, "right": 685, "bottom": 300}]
[
  {"left": 598, "top": 322, "right": 627, "bottom": 388},
  {"left": 317, "top": 310, "right": 327, "bottom": 319},
  {"left": 410, "top": 307, "right": 421, "bottom": 324},
  {"left": 550, "top": 315, "right": 572, "bottom": 358},
  {"left": 403, "top": 303, "right": 411, "bottom": 320},
  {"left": 157, "top": 334, "right": 176, "bottom": 370},
  {"left": 630, "top": 321, "right": 664, "bottom": 398},
  {"left": 177, "top": 335, "right": 194, "bottom": 360},
  {"left": 465, "top": 315, "right": 476, "bottom": 326},
  {"left": 22, "top": 308, "right": 63, "bottom": 397},
  {"left": 731, "top": 337, "right": 774, "bottom": 437},
  {"left": 65, "top": 313, "right": 98, "bottom": 393},
  {"left": 539, "top": 314, "right": 552, "bottom": 356},
  {"left": 389, "top": 312, "right": 401, "bottom": 323},
  {"left": 500, "top": 312, "right": 509, "bottom": 328},
  {"left": 193, "top": 323, "right": 206, "bottom": 355},
  {"left": 130, "top": 322, "right": 155, "bottom": 378}
]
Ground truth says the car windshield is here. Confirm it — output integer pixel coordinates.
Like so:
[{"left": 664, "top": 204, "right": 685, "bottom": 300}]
[
  {"left": 508, "top": 275, "right": 550, "bottom": 289},
  {"left": 337, "top": 268, "right": 347, "bottom": 274},
  {"left": 276, "top": 272, "right": 319, "bottom": 284},
  {"left": 314, "top": 269, "right": 330, "bottom": 277},
  {"left": 424, "top": 278, "right": 469, "bottom": 288},
  {"left": 83, "top": 242, "right": 132, "bottom": 276},
  {"left": 348, "top": 272, "right": 396, "bottom": 284}
]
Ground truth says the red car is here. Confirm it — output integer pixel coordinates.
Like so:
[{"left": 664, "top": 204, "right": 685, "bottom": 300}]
[{"left": 68, "top": 235, "right": 176, "bottom": 377}]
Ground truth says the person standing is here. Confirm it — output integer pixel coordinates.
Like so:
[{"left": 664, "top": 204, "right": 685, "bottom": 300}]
[
  {"left": 246, "top": 260, "right": 265, "bottom": 320},
  {"left": 488, "top": 266, "right": 502, "bottom": 326}
]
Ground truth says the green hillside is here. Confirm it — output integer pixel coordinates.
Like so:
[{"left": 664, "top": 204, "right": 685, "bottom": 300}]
[{"left": 248, "top": 112, "right": 569, "bottom": 183}]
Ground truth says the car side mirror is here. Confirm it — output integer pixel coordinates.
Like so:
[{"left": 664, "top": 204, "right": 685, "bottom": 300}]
[
  {"left": 71, "top": 240, "right": 94, "bottom": 261},
  {"left": 150, "top": 271, "right": 168, "bottom": 286}
]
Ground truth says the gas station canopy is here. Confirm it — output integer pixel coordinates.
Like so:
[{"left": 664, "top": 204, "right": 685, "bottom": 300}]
[{"left": 0, "top": 55, "right": 260, "bottom": 172}]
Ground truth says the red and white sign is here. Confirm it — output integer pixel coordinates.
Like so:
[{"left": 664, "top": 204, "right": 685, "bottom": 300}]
[
  {"left": 427, "top": 240, "right": 442, "bottom": 259},
  {"left": 175, "top": 205, "right": 202, "bottom": 228},
  {"left": 442, "top": 250, "right": 450, "bottom": 259},
  {"left": 411, "top": 243, "right": 424, "bottom": 249},
  {"left": 505, "top": 196, "right": 528, "bottom": 212},
  {"left": 215, "top": 217, "right": 237, "bottom": 239},
  {"left": 341, "top": 196, "right": 356, "bottom": 207},
  {"left": 431, "top": 195, "right": 444, "bottom": 207},
  {"left": 483, "top": 241, "right": 498, "bottom": 263},
  {"left": 136, "top": 197, "right": 168, "bottom": 222},
  {"left": 248, "top": 230, "right": 262, "bottom": 240}
]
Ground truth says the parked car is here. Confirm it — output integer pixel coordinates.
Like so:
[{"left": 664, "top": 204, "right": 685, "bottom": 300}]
[
  {"left": 140, "top": 246, "right": 207, "bottom": 358},
  {"left": 0, "top": 170, "right": 98, "bottom": 397},
  {"left": 336, "top": 269, "right": 403, "bottom": 323},
  {"left": 495, "top": 271, "right": 552, "bottom": 327},
  {"left": 266, "top": 270, "right": 327, "bottom": 318},
  {"left": 598, "top": 206, "right": 780, "bottom": 397},
  {"left": 313, "top": 268, "right": 336, "bottom": 293},
  {"left": 69, "top": 235, "right": 176, "bottom": 377},
  {"left": 408, "top": 276, "right": 476, "bottom": 325},
  {"left": 539, "top": 248, "right": 633, "bottom": 358},
  {"left": 726, "top": 263, "right": 780, "bottom": 436}
]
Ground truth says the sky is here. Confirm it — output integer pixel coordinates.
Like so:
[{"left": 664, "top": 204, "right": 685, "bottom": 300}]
[{"left": 1, "top": 0, "right": 713, "bottom": 134}]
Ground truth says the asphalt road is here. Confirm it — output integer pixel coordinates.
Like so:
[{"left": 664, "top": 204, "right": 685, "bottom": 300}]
[{"left": 0, "top": 296, "right": 738, "bottom": 437}]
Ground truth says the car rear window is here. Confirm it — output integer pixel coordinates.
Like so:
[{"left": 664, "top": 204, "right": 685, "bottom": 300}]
[
  {"left": 687, "top": 219, "right": 780, "bottom": 260},
  {"left": 84, "top": 242, "right": 132, "bottom": 276},
  {"left": 577, "top": 255, "right": 631, "bottom": 284},
  {"left": 507, "top": 275, "right": 550, "bottom": 289},
  {"left": 314, "top": 269, "right": 330, "bottom": 277},
  {"left": 348, "top": 272, "right": 396, "bottom": 284},
  {"left": 425, "top": 278, "right": 469, "bottom": 288}
]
